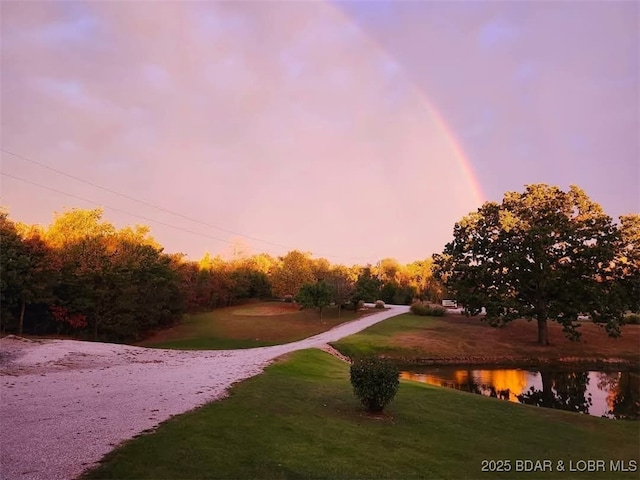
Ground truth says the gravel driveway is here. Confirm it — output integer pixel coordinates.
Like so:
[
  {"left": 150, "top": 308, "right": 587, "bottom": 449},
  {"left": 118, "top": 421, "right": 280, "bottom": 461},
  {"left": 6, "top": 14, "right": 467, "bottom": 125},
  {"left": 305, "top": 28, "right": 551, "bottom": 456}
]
[{"left": 0, "top": 305, "right": 408, "bottom": 480}]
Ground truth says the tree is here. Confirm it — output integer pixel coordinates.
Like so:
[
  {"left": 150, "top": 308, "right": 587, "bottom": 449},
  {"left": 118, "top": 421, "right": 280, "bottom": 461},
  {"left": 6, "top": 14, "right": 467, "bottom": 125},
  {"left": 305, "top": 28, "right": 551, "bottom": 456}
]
[
  {"left": 296, "top": 280, "right": 332, "bottom": 320},
  {"left": 0, "top": 211, "right": 31, "bottom": 332},
  {"left": 325, "top": 266, "right": 355, "bottom": 316},
  {"left": 245, "top": 253, "right": 277, "bottom": 275},
  {"left": 311, "top": 257, "right": 331, "bottom": 281},
  {"left": 378, "top": 281, "right": 399, "bottom": 304},
  {"left": 230, "top": 268, "right": 271, "bottom": 301},
  {"left": 615, "top": 214, "right": 640, "bottom": 313},
  {"left": 271, "top": 250, "right": 314, "bottom": 298},
  {"left": 376, "top": 258, "right": 401, "bottom": 284},
  {"left": 406, "top": 259, "right": 444, "bottom": 302},
  {"left": 45, "top": 208, "right": 114, "bottom": 248},
  {"left": 15, "top": 228, "right": 56, "bottom": 334},
  {"left": 39, "top": 210, "right": 183, "bottom": 341},
  {"left": 433, "top": 184, "right": 622, "bottom": 345},
  {"left": 352, "top": 267, "right": 381, "bottom": 304}
]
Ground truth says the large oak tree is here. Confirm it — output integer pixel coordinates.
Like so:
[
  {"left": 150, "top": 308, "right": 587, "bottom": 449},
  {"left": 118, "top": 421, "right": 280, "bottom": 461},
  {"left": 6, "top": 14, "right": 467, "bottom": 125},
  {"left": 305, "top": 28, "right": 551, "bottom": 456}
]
[{"left": 433, "top": 184, "right": 625, "bottom": 345}]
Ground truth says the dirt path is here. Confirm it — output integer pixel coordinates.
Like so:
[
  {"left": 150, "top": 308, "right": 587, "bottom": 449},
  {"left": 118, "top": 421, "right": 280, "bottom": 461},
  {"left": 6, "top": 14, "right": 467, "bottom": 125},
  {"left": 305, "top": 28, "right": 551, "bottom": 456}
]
[{"left": 0, "top": 305, "right": 408, "bottom": 480}]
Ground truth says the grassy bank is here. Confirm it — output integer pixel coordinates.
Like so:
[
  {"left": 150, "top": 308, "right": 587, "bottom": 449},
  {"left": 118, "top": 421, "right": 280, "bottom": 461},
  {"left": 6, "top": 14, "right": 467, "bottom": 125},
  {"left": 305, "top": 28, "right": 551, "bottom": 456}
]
[
  {"left": 332, "top": 313, "right": 640, "bottom": 368},
  {"left": 138, "top": 302, "right": 368, "bottom": 350},
  {"left": 84, "top": 349, "right": 638, "bottom": 479}
]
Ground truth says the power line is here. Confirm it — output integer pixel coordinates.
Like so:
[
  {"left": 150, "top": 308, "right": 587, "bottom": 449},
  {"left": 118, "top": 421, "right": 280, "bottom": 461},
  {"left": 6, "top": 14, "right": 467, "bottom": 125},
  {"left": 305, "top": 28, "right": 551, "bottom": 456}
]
[
  {"left": 1, "top": 148, "right": 372, "bottom": 262},
  {"left": 1, "top": 170, "right": 377, "bottom": 263},
  {"left": 0, "top": 171, "right": 284, "bottom": 255},
  {"left": 0, "top": 148, "right": 291, "bottom": 249}
]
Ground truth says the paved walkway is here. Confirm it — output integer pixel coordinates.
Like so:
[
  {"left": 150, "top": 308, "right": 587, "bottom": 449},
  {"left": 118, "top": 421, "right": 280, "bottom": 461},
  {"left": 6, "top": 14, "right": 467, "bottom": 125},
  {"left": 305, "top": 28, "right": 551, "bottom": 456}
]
[{"left": 0, "top": 305, "right": 408, "bottom": 480}]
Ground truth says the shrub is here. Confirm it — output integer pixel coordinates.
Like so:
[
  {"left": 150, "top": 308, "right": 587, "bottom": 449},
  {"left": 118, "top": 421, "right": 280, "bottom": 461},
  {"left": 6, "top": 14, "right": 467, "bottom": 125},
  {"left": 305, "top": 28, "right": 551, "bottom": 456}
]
[
  {"left": 375, "top": 300, "right": 385, "bottom": 309},
  {"left": 410, "top": 301, "right": 446, "bottom": 316},
  {"left": 353, "top": 299, "right": 365, "bottom": 311},
  {"left": 350, "top": 357, "right": 400, "bottom": 413},
  {"left": 624, "top": 313, "right": 640, "bottom": 325}
]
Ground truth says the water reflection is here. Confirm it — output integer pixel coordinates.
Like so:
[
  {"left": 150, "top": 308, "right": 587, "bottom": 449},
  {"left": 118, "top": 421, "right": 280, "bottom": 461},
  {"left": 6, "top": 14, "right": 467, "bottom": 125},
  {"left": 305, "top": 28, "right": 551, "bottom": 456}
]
[
  {"left": 598, "top": 372, "right": 640, "bottom": 420},
  {"left": 517, "top": 371, "right": 592, "bottom": 415},
  {"left": 400, "top": 368, "right": 639, "bottom": 419}
]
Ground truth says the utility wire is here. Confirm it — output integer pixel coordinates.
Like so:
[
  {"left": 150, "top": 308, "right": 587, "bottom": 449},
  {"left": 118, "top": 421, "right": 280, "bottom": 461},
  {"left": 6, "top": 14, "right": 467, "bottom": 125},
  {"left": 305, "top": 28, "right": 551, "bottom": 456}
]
[
  {"left": 1, "top": 148, "right": 372, "bottom": 262},
  {"left": 1, "top": 148, "right": 290, "bottom": 248},
  {"left": 1, "top": 171, "right": 285, "bottom": 255}
]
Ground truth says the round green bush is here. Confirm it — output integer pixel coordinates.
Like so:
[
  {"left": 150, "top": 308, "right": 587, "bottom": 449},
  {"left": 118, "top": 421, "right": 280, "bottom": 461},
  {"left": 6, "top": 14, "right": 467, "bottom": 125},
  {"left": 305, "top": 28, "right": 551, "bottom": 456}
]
[
  {"left": 374, "top": 300, "right": 385, "bottom": 309},
  {"left": 350, "top": 357, "right": 400, "bottom": 413}
]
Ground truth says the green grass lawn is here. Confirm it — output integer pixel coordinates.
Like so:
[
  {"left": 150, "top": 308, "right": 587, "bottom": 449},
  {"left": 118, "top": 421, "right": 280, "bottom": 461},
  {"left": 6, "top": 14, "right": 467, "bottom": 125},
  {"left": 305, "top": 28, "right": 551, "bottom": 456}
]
[
  {"left": 84, "top": 349, "right": 639, "bottom": 479},
  {"left": 138, "top": 302, "right": 367, "bottom": 350},
  {"left": 332, "top": 313, "right": 640, "bottom": 367}
]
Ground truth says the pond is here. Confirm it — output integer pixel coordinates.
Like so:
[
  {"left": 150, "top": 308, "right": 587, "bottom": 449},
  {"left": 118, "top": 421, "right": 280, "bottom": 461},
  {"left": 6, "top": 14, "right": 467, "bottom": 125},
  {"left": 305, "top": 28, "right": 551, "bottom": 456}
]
[{"left": 400, "top": 367, "right": 639, "bottom": 420}]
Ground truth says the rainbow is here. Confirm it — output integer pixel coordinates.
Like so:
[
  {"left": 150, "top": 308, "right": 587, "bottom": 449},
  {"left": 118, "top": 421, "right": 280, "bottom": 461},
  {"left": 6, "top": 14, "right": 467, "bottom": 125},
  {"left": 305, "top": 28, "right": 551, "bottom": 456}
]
[
  {"left": 417, "top": 94, "right": 485, "bottom": 206},
  {"left": 331, "top": 3, "right": 485, "bottom": 208}
]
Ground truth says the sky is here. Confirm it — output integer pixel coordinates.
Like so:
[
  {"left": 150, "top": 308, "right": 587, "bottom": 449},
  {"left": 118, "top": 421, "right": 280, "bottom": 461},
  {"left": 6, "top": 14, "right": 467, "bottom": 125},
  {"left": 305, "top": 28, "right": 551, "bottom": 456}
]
[{"left": 1, "top": 1, "right": 638, "bottom": 265}]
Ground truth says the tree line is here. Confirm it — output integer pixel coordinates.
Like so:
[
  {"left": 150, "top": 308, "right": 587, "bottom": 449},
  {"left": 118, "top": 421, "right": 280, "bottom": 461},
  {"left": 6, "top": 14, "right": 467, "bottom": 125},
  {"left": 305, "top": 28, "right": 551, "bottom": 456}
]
[
  {"left": 0, "top": 208, "right": 444, "bottom": 342},
  {"left": 4, "top": 185, "right": 635, "bottom": 346}
]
